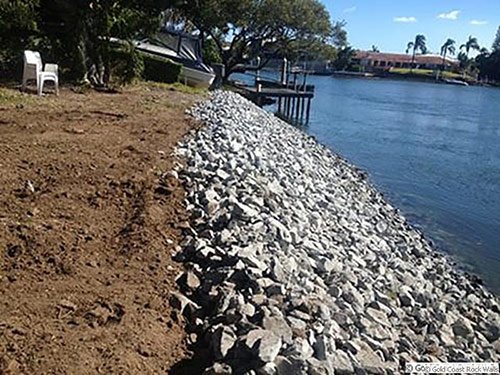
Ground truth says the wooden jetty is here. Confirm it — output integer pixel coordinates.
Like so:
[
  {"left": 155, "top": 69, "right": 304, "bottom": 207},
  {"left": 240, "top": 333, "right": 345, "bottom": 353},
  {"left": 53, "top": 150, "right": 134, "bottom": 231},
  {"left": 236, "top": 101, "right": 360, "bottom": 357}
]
[{"left": 236, "top": 59, "right": 315, "bottom": 124}]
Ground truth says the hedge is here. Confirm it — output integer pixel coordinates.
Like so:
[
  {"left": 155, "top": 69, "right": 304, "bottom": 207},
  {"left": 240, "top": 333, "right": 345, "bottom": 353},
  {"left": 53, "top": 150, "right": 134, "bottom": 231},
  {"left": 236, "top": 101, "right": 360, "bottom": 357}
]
[{"left": 142, "top": 54, "right": 182, "bottom": 84}]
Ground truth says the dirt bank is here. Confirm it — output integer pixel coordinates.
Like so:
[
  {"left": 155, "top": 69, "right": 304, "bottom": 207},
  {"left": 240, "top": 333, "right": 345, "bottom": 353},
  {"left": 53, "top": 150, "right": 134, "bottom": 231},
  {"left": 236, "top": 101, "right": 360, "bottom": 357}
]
[{"left": 0, "top": 84, "right": 198, "bottom": 374}]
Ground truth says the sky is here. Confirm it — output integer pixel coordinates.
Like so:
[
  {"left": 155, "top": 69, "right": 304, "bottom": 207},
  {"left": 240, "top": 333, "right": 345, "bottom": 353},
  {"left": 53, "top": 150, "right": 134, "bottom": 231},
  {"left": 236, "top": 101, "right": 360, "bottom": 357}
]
[{"left": 323, "top": 0, "right": 500, "bottom": 55}]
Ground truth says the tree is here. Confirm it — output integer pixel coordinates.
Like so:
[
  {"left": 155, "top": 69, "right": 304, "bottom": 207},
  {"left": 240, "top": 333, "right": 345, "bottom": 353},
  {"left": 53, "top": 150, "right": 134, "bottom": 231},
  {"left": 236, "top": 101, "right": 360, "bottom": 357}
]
[
  {"left": 371, "top": 45, "right": 380, "bottom": 53},
  {"left": 286, "top": 38, "right": 337, "bottom": 65},
  {"left": 492, "top": 26, "right": 500, "bottom": 52},
  {"left": 440, "top": 38, "right": 456, "bottom": 68},
  {"left": 38, "top": 0, "right": 170, "bottom": 85},
  {"left": 332, "top": 46, "right": 356, "bottom": 71},
  {"left": 331, "top": 21, "right": 348, "bottom": 49},
  {"left": 174, "top": 0, "right": 333, "bottom": 80},
  {"left": 460, "top": 35, "right": 480, "bottom": 58},
  {"left": 0, "top": 0, "right": 40, "bottom": 75},
  {"left": 406, "top": 34, "right": 426, "bottom": 69}
]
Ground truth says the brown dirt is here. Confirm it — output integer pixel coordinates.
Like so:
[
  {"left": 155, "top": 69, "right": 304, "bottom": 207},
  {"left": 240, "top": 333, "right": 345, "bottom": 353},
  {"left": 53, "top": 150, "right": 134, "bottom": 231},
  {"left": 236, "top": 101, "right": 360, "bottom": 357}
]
[{"left": 0, "top": 84, "right": 199, "bottom": 374}]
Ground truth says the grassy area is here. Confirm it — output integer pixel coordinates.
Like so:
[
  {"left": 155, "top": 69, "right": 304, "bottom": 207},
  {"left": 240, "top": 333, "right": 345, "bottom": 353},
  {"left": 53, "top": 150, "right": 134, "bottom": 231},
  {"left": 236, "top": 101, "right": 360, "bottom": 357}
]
[
  {"left": 142, "top": 80, "right": 208, "bottom": 95},
  {"left": 389, "top": 68, "right": 472, "bottom": 80},
  {"left": 0, "top": 80, "right": 206, "bottom": 106},
  {"left": 0, "top": 87, "right": 35, "bottom": 105}
]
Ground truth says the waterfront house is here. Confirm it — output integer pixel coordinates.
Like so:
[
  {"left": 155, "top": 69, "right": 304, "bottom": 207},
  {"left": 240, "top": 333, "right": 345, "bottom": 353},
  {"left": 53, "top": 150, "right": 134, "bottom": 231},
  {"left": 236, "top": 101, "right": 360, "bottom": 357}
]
[{"left": 354, "top": 51, "right": 458, "bottom": 72}]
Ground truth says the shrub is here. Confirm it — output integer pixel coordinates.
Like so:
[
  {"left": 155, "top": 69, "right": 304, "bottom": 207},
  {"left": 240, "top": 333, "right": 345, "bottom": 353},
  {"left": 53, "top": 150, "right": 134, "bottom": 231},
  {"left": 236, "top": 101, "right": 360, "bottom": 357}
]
[
  {"left": 142, "top": 54, "right": 182, "bottom": 84},
  {"left": 202, "top": 38, "right": 222, "bottom": 65},
  {"left": 0, "top": 0, "right": 40, "bottom": 77},
  {"left": 110, "top": 42, "right": 144, "bottom": 85}
]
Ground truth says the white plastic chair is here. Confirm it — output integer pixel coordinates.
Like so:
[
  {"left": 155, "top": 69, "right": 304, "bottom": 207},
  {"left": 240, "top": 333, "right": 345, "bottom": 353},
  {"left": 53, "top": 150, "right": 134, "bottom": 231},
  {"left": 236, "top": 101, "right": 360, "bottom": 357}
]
[{"left": 21, "top": 50, "right": 59, "bottom": 96}]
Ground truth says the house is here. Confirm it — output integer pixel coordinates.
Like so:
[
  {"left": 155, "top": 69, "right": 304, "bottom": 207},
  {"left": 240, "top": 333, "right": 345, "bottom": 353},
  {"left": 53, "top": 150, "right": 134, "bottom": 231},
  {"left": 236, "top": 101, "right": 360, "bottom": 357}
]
[{"left": 353, "top": 51, "right": 458, "bottom": 72}]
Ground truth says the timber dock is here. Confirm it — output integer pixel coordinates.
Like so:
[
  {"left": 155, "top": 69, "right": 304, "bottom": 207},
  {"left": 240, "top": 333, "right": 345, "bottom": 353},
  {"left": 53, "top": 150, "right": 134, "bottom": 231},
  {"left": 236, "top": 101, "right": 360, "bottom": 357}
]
[{"left": 235, "top": 59, "right": 315, "bottom": 124}]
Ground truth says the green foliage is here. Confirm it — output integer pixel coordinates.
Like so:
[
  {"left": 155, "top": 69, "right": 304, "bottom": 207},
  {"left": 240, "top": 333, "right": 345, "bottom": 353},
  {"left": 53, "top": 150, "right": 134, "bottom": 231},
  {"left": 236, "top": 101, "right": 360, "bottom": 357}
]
[
  {"left": 35, "top": 0, "right": 171, "bottom": 85},
  {"left": 390, "top": 68, "right": 470, "bottom": 80},
  {"left": 407, "top": 35, "right": 427, "bottom": 57},
  {"left": 175, "top": 0, "right": 333, "bottom": 79},
  {"left": 477, "top": 50, "right": 500, "bottom": 82},
  {"left": 202, "top": 38, "right": 222, "bottom": 65},
  {"left": 492, "top": 26, "right": 500, "bottom": 52},
  {"left": 142, "top": 54, "right": 182, "bottom": 84},
  {"left": 440, "top": 39, "right": 456, "bottom": 60},
  {"left": 0, "top": 0, "right": 40, "bottom": 75},
  {"left": 110, "top": 42, "right": 145, "bottom": 85},
  {"left": 476, "top": 27, "right": 500, "bottom": 82},
  {"left": 460, "top": 36, "right": 480, "bottom": 57},
  {"left": 332, "top": 46, "right": 356, "bottom": 71},
  {"left": 285, "top": 38, "right": 337, "bottom": 63},
  {"left": 331, "top": 21, "right": 348, "bottom": 49}
]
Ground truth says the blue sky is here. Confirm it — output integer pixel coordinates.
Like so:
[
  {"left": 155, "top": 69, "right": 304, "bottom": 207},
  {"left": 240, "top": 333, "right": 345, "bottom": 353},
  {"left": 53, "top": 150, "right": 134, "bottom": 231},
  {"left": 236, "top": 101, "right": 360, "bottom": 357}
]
[{"left": 323, "top": 0, "right": 500, "bottom": 54}]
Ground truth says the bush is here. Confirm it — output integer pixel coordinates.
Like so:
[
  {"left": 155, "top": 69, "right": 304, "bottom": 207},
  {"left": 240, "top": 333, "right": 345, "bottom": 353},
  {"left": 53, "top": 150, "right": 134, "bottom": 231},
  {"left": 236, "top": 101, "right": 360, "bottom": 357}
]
[
  {"left": 110, "top": 42, "right": 144, "bottom": 85},
  {"left": 202, "top": 38, "right": 222, "bottom": 65},
  {"left": 142, "top": 54, "right": 182, "bottom": 84},
  {"left": 0, "top": 0, "right": 40, "bottom": 77}
]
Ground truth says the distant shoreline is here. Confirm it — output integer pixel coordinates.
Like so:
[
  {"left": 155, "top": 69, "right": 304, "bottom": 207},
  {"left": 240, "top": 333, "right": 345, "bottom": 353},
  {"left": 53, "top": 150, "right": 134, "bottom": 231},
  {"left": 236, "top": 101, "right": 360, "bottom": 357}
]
[{"left": 331, "top": 70, "right": 500, "bottom": 87}]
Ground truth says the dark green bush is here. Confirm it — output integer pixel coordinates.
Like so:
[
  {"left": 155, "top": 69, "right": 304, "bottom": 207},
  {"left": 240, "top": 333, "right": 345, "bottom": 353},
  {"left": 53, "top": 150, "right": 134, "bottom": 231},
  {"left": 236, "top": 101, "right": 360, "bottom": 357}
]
[
  {"left": 142, "top": 54, "right": 182, "bottom": 84},
  {"left": 0, "top": 0, "right": 40, "bottom": 77},
  {"left": 110, "top": 42, "right": 144, "bottom": 85},
  {"left": 202, "top": 38, "right": 222, "bottom": 65}
]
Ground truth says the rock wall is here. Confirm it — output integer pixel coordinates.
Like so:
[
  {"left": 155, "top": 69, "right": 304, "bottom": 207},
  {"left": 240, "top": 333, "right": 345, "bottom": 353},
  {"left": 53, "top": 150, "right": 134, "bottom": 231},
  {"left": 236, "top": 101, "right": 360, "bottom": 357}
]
[{"left": 173, "top": 91, "right": 500, "bottom": 374}]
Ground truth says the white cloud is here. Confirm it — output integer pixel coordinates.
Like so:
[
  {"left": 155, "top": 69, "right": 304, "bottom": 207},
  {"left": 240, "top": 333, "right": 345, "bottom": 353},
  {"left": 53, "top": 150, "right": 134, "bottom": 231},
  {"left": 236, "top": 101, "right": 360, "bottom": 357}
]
[
  {"left": 470, "top": 20, "right": 488, "bottom": 25},
  {"left": 343, "top": 6, "right": 357, "bottom": 13},
  {"left": 394, "top": 16, "right": 417, "bottom": 23},
  {"left": 438, "top": 10, "right": 460, "bottom": 20}
]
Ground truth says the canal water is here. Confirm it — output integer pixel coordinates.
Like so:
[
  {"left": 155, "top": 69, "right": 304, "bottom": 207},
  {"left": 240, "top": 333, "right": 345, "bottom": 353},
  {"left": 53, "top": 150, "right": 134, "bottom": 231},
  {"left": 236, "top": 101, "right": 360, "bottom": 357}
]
[{"left": 234, "top": 73, "right": 500, "bottom": 293}]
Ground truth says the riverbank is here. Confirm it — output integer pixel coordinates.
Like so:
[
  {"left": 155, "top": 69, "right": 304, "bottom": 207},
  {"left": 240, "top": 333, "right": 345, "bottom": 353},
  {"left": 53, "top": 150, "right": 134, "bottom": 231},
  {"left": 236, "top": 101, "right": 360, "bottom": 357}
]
[
  {"left": 0, "top": 84, "right": 199, "bottom": 374},
  {"left": 174, "top": 91, "right": 500, "bottom": 374},
  {"left": 333, "top": 70, "right": 476, "bottom": 85}
]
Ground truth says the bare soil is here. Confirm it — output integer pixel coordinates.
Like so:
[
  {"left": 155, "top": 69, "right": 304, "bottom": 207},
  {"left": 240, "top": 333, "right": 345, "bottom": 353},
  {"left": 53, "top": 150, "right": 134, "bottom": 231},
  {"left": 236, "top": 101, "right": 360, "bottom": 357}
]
[{"left": 0, "top": 84, "right": 199, "bottom": 374}]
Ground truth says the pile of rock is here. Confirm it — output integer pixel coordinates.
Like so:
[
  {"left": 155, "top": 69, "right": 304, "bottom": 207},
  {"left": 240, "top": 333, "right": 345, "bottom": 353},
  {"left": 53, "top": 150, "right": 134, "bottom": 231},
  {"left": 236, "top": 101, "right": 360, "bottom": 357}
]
[{"left": 173, "top": 91, "right": 500, "bottom": 374}]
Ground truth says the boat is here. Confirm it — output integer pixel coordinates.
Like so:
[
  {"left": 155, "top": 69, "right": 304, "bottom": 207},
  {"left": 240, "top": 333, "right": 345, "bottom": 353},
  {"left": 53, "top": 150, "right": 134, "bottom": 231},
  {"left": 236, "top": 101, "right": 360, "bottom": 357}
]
[
  {"left": 135, "top": 28, "right": 216, "bottom": 89},
  {"left": 443, "top": 78, "right": 469, "bottom": 86},
  {"left": 332, "top": 70, "right": 375, "bottom": 78}
]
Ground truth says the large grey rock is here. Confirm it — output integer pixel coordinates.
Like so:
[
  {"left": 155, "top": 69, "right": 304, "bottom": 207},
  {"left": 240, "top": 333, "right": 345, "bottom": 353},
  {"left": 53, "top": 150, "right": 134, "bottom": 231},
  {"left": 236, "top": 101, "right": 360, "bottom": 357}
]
[
  {"left": 306, "top": 358, "right": 332, "bottom": 375},
  {"left": 329, "top": 350, "right": 354, "bottom": 375},
  {"left": 452, "top": 317, "right": 474, "bottom": 338},
  {"left": 263, "top": 316, "right": 293, "bottom": 344},
  {"left": 353, "top": 342, "right": 386, "bottom": 375},
  {"left": 245, "top": 329, "right": 282, "bottom": 363},
  {"left": 212, "top": 325, "right": 237, "bottom": 359},
  {"left": 274, "top": 356, "right": 303, "bottom": 375}
]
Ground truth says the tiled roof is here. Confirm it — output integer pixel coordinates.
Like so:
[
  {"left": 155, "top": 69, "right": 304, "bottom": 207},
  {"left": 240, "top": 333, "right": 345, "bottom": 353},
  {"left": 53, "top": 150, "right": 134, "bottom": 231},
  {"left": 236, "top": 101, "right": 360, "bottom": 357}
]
[{"left": 355, "top": 51, "right": 457, "bottom": 65}]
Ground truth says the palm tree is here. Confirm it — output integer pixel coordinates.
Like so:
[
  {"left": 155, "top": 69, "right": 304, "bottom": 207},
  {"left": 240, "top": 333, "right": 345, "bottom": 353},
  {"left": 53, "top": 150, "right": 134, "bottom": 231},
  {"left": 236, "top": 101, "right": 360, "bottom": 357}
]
[
  {"left": 440, "top": 38, "right": 456, "bottom": 69},
  {"left": 460, "top": 36, "right": 480, "bottom": 58},
  {"left": 406, "top": 34, "right": 427, "bottom": 70},
  {"left": 371, "top": 45, "right": 380, "bottom": 53}
]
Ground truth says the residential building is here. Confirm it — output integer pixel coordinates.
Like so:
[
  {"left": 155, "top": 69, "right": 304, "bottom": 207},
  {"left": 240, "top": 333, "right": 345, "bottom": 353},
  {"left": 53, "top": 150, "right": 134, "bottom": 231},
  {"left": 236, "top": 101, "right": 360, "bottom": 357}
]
[{"left": 354, "top": 51, "right": 458, "bottom": 72}]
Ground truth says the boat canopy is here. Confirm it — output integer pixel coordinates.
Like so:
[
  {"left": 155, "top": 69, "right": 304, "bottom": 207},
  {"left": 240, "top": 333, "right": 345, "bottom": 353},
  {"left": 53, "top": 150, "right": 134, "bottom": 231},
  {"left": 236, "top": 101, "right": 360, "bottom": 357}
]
[{"left": 139, "top": 28, "right": 213, "bottom": 74}]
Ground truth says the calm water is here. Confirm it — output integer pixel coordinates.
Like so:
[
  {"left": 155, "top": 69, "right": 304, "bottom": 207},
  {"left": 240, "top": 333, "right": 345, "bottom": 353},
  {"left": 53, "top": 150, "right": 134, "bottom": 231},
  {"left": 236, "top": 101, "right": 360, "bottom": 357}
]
[
  {"left": 235, "top": 73, "right": 500, "bottom": 293},
  {"left": 306, "top": 77, "right": 500, "bottom": 293}
]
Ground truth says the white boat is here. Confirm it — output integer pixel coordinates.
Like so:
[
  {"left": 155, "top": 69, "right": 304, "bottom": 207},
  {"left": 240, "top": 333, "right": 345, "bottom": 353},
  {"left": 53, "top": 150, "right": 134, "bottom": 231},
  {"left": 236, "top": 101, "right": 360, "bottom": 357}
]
[
  {"left": 443, "top": 78, "right": 469, "bottom": 86},
  {"left": 332, "top": 70, "right": 375, "bottom": 78},
  {"left": 135, "top": 29, "right": 216, "bottom": 89}
]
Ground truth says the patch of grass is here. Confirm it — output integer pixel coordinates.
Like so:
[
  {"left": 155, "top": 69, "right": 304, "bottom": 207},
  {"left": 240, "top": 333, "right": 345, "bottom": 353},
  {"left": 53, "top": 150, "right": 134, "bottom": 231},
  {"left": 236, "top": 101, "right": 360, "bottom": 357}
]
[
  {"left": 141, "top": 80, "right": 208, "bottom": 96},
  {"left": 0, "top": 87, "right": 33, "bottom": 105},
  {"left": 390, "top": 68, "right": 472, "bottom": 80}
]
